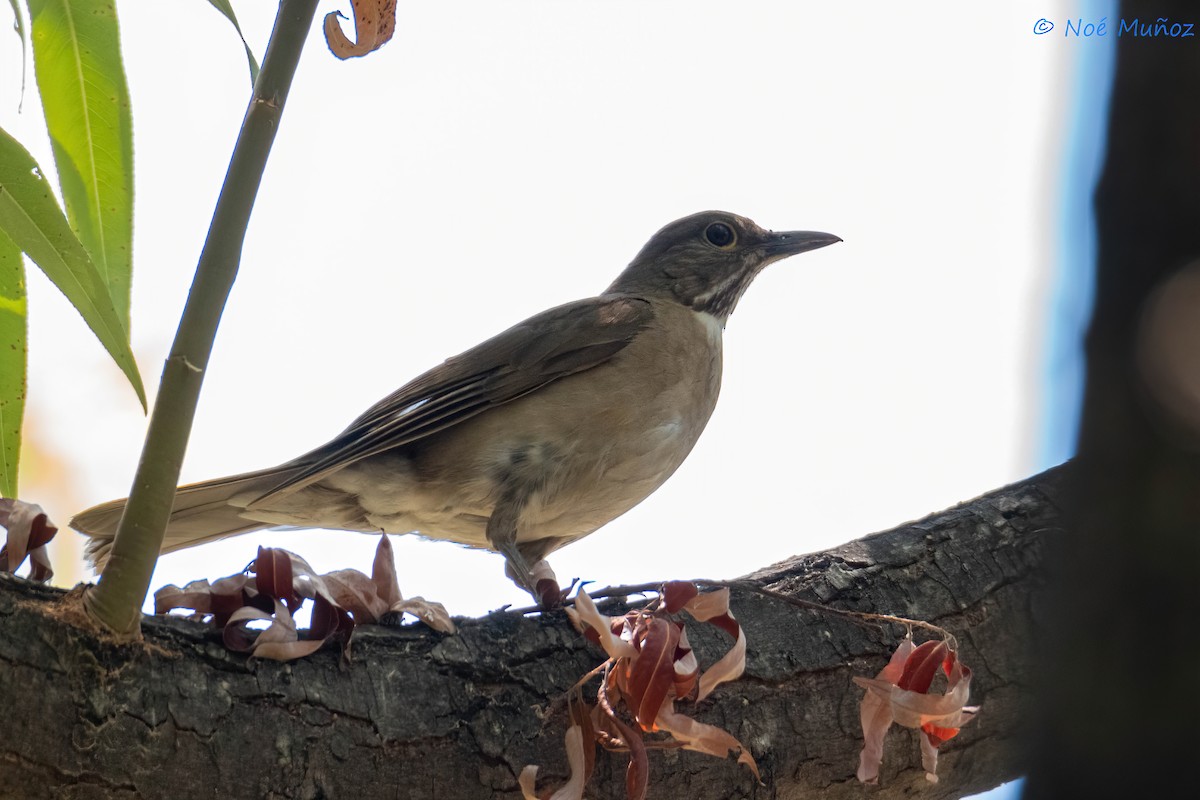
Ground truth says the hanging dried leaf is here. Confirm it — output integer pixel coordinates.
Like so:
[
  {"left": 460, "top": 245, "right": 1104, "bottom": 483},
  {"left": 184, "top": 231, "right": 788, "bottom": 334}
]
[
  {"left": 856, "top": 633, "right": 915, "bottom": 783},
  {"left": 853, "top": 636, "right": 979, "bottom": 783},
  {"left": 324, "top": 0, "right": 396, "bottom": 60}
]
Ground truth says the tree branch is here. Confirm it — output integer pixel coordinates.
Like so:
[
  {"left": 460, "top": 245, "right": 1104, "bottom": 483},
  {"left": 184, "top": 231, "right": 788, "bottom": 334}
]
[{"left": 0, "top": 465, "right": 1064, "bottom": 799}]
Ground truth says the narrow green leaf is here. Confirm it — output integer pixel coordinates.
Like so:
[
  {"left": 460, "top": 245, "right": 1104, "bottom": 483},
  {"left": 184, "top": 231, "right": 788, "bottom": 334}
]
[
  {"left": 206, "top": 0, "right": 261, "bottom": 86},
  {"left": 0, "top": 228, "right": 25, "bottom": 498},
  {"left": 0, "top": 127, "right": 145, "bottom": 409},
  {"left": 6, "top": 0, "right": 28, "bottom": 102},
  {"left": 27, "top": 0, "right": 133, "bottom": 327}
]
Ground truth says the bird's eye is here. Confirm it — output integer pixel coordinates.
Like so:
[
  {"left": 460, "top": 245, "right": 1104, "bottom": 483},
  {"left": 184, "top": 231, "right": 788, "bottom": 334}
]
[{"left": 704, "top": 222, "right": 736, "bottom": 248}]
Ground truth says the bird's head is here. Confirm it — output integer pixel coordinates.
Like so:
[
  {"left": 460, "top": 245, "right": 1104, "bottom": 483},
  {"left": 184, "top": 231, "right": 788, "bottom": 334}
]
[{"left": 607, "top": 211, "right": 841, "bottom": 323}]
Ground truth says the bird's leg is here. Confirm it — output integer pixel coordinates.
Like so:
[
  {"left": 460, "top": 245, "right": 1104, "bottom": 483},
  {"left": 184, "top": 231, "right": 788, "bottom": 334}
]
[{"left": 486, "top": 489, "right": 563, "bottom": 608}]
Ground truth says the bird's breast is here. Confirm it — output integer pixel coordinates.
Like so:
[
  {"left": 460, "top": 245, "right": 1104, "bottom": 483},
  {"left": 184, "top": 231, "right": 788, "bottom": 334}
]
[{"left": 319, "top": 303, "right": 724, "bottom": 550}]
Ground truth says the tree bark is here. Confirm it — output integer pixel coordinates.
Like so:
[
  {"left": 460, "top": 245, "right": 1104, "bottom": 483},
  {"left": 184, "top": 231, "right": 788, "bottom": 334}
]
[{"left": 0, "top": 465, "right": 1063, "bottom": 800}]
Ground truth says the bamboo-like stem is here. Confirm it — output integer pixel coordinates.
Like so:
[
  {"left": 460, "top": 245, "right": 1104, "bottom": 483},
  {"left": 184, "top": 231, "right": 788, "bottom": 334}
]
[{"left": 84, "top": 0, "right": 320, "bottom": 634}]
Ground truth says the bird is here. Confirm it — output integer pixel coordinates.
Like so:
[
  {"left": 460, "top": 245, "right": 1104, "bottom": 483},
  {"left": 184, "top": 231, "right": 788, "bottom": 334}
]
[{"left": 72, "top": 211, "right": 840, "bottom": 605}]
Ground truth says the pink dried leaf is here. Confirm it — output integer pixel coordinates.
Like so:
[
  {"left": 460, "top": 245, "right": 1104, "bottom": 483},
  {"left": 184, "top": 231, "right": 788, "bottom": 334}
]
[
  {"left": 0, "top": 499, "right": 58, "bottom": 581},
  {"left": 696, "top": 620, "right": 745, "bottom": 702},
  {"left": 389, "top": 596, "right": 456, "bottom": 634},
  {"left": 224, "top": 599, "right": 328, "bottom": 661},
  {"left": 853, "top": 636, "right": 979, "bottom": 784},
  {"left": 370, "top": 533, "right": 403, "bottom": 608},
  {"left": 887, "top": 669, "right": 976, "bottom": 729},
  {"left": 154, "top": 574, "right": 253, "bottom": 619},
  {"left": 656, "top": 705, "right": 760, "bottom": 781},
  {"left": 920, "top": 729, "right": 940, "bottom": 783},
  {"left": 275, "top": 549, "right": 340, "bottom": 607},
  {"left": 518, "top": 724, "right": 587, "bottom": 800},
  {"left": 251, "top": 638, "right": 328, "bottom": 661},
  {"left": 679, "top": 587, "right": 731, "bottom": 623},
  {"left": 319, "top": 568, "right": 389, "bottom": 621},
  {"left": 223, "top": 602, "right": 288, "bottom": 652},
  {"left": 26, "top": 545, "right": 53, "bottom": 582},
  {"left": 855, "top": 634, "right": 915, "bottom": 783},
  {"left": 567, "top": 589, "right": 636, "bottom": 660}
]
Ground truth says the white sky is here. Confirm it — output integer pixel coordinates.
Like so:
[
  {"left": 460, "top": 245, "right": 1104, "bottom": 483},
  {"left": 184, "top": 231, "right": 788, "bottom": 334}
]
[{"left": 1, "top": 1, "right": 1082, "bottom": 617}]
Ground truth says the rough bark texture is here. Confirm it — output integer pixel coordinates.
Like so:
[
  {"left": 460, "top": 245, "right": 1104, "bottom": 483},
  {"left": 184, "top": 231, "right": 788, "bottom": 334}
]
[{"left": 0, "top": 466, "right": 1063, "bottom": 800}]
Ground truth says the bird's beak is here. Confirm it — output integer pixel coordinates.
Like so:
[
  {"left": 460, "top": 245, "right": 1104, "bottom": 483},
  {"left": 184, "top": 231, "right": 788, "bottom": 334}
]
[{"left": 761, "top": 230, "right": 842, "bottom": 257}]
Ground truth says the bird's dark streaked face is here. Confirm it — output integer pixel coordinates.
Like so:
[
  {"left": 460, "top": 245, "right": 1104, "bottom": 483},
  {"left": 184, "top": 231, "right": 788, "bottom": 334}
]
[{"left": 607, "top": 211, "right": 841, "bottom": 322}]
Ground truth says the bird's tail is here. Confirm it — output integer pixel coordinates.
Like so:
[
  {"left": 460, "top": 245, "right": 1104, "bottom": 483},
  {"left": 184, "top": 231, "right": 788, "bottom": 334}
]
[{"left": 72, "top": 467, "right": 294, "bottom": 572}]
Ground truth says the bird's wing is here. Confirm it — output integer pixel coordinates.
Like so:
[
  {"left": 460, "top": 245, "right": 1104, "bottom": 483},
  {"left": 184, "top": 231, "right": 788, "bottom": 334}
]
[{"left": 252, "top": 294, "right": 654, "bottom": 503}]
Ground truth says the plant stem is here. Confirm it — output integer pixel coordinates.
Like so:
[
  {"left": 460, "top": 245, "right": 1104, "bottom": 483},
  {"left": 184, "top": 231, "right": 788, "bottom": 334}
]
[{"left": 84, "top": 0, "right": 320, "bottom": 634}]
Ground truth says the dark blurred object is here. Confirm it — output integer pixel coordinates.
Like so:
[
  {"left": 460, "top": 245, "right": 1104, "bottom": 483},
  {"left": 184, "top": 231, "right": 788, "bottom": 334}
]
[{"left": 1024, "top": 2, "right": 1200, "bottom": 796}]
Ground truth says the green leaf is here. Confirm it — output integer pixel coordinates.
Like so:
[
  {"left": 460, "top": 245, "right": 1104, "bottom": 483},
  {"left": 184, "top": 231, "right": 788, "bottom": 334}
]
[
  {"left": 206, "top": 0, "right": 261, "bottom": 86},
  {"left": 27, "top": 0, "right": 133, "bottom": 327},
  {"left": 6, "top": 0, "right": 28, "bottom": 102},
  {"left": 0, "top": 228, "right": 24, "bottom": 498},
  {"left": 0, "top": 126, "right": 145, "bottom": 409}
]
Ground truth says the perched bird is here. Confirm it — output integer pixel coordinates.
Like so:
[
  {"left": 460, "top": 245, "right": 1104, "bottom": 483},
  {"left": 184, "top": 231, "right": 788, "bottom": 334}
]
[{"left": 73, "top": 211, "right": 840, "bottom": 603}]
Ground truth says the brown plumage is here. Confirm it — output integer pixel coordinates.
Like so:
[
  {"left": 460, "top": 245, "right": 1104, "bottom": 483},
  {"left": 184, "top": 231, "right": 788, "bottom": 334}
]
[{"left": 72, "top": 211, "right": 840, "bottom": 600}]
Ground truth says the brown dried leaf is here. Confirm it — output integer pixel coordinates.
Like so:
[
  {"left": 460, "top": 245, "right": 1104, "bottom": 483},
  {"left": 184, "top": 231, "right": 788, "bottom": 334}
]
[
  {"left": 595, "top": 684, "right": 649, "bottom": 800},
  {"left": 626, "top": 618, "right": 680, "bottom": 731},
  {"left": 661, "top": 580, "right": 699, "bottom": 613},
  {"left": 254, "top": 546, "right": 298, "bottom": 608},
  {"left": 323, "top": 0, "right": 396, "bottom": 60}
]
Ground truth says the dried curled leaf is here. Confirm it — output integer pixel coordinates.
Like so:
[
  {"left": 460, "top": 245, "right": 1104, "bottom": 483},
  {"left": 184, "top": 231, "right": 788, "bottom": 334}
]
[
  {"left": 566, "top": 588, "right": 636, "bottom": 660},
  {"left": 856, "top": 634, "right": 915, "bottom": 783},
  {"left": 154, "top": 534, "right": 455, "bottom": 662},
  {"left": 0, "top": 498, "right": 58, "bottom": 582},
  {"left": 853, "top": 635, "right": 979, "bottom": 783},
  {"left": 566, "top": 583, "right": 757, "bottom": 798},
  {"left": 324, "top": 0, "right": 396, "bottom": 59},
  {"left": 656, "top": 706, "right": 760, "bottom": 780},
  {"left": 519, "top": 724, "right": 588, "bottom": 800},
  {"left": 677, "top": 586, "right": 745, "bottom": 701}
]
